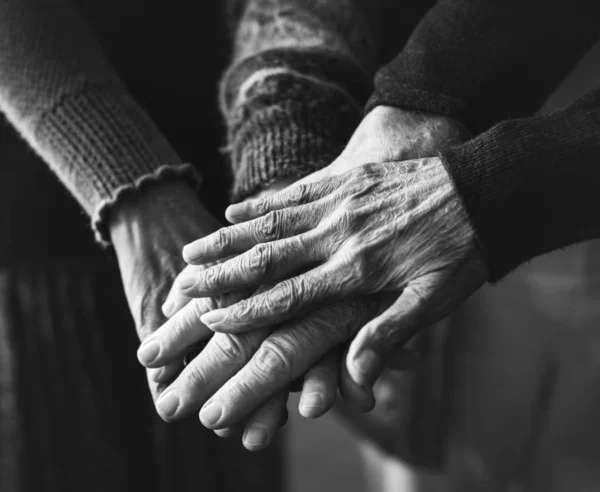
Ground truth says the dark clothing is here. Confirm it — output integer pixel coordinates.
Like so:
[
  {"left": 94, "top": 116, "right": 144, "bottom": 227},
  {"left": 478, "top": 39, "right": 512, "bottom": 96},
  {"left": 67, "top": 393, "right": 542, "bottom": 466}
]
[
  {"left": 441, "top": 88, "right": 600, "bottom": 280},
  {"left": 368, "top": 0, "right": 600, "bottom": 279}
]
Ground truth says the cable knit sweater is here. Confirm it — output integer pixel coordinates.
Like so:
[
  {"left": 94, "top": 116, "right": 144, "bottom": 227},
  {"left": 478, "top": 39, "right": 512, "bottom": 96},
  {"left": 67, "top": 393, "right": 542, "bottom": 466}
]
[{"left": 0, "top": 0, "right": 599, "bottom": 278}]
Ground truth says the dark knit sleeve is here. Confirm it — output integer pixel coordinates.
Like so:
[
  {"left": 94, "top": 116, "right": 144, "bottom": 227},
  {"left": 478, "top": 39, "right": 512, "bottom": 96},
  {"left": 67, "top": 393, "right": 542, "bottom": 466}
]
[
  {"left": 367, "top": 0, "right": 600, "bottom": 134},
  {"left": 221, "top": 0, "right": 382, "bottom": 202},
  {"left": 440, "top": 87, "right": 600, "bottom": 281},
  {"left": 0, "top": 0, "right": 200, "bottom": 243}
]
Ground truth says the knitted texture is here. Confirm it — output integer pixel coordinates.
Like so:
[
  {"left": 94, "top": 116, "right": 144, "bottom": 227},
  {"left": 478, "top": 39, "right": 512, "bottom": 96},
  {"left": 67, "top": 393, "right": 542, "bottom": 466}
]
[
  {"left": 367, "top": 0, "right": 599, "bottom": 134},
  {"left": 221, "top": 0, "right": 382, "bottom": 201},
  {"left": 440, "top": 88, "right": 600, "bottom": 281},
  {"left": 0, "top": 0, "right": 198, "bottom": 242}
]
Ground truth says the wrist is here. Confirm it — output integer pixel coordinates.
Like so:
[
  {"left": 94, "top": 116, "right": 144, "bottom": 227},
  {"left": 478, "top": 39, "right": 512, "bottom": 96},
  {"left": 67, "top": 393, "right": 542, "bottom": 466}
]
[
  {"left": 109, "top": 180, "right": 218, "bottom": 250},
  {"left": 342, "top": 106, "right": 468, "bottom": 163}
]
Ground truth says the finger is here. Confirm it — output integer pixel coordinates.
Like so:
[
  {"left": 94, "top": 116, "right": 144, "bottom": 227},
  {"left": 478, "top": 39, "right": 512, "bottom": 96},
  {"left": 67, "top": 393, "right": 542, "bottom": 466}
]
[
  {"left": 214, "top": 427, "right": 237, "bottom": 438},
  {"left": 179, "top": 234, "right": 327, "bottom": 298},
  {"left": 161, "top": 264, "right": 195, "bottom": 318},
  {"left": 198, "top": 299, "right": 374, "bottom": 429},
  {"left": 338, "top": 345, "right": 376, "bottom": 413},
  {"left": 199, "top": 260, "right": 352, "bottom": 334},
  {"left": 182, "top": 204, "right": 327, "bottom": 265},
  {"left": 225, "top": 177, "right": 343, "bottom": 224},
  {"left": 242, "top": 391, "right": 289, "bottom": 451},
  {"left": 298, "top": 349, "right": 341, "bottom": 419},
  {"left": 137, "top": 298, "right": 215, "bottom": 368},
  {"left": 148, "top": 361, "right": 182, "bottom": 384},
  {"left": 146, "top": 368, "right": 171, "bottom": 404},
  {"left": 347, "top": 283, "right": 432, "bottom": 387},
  {"left": 153, "top": 329, "right": 269, "bottom": 422}
]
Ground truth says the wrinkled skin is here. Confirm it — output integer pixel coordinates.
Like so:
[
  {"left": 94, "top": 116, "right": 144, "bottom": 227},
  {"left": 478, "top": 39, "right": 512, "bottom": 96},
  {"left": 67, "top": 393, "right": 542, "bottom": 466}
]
[
  {"left": 110, "top": 180, "right": 351, "bottom": 449},
  {"left": 138, "top": 107, "right": 485, "bottom": 439},
  {"left": 120, "top": 182, "right": 370, "bottom": 450},
  {"left": 179, "top": 157, "right": 487, "bottom": 385}
]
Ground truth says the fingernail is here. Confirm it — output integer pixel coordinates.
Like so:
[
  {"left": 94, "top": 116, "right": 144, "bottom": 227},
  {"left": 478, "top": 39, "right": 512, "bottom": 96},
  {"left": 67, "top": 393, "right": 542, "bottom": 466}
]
[
  {"left": 353, "top": 350, "right": 383, "bottom": 386},
  {"left": 137, "top": 340, "right": 160, "bottom": 365},
  {"left": 182, "top": 242, "right": 204, "bottom": 264},
  {"left": 201, "top": 309, "right": 226, "bottom": 325},
  {"left": 200, "top": 401, "right": 222, "bottom": 427},
  {"left": 225, "top": 203, "right": 245, "bottom": 222},
  {"left": 243, "top": 424, "right": 268, "bottom": 449},
  {"left": 178, "top": 270, "right": 197, "bottom": 291},
  {"left": 156, "top": 392, "right": 180, "bottom": 419},
  {"left": 300, "top": 392, "right": 323, "bottom": 414},
  {"left": 161, "top": 299, "right": 175, "bottom": 318}
]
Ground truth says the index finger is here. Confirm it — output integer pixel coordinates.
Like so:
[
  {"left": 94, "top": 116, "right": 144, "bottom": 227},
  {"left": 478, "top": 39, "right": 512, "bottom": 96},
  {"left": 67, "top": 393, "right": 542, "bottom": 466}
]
[{"left": 225, "top": 175, "right": 343, "bottom": 224}]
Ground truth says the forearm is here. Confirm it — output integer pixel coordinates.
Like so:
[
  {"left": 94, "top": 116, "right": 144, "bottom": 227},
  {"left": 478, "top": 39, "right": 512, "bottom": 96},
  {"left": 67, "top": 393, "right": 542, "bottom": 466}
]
[
  {"left": 367, "top": 0, "right": 600, "bottom": 134},
  {"left": 222, "top": 0, "right": 384, "bottom": 200},
  {"left": 440, "top": 87, "right": 600, "bottom": 280},
  {"left": 0, "top": 0, "right": 198, "bottom": 242}
]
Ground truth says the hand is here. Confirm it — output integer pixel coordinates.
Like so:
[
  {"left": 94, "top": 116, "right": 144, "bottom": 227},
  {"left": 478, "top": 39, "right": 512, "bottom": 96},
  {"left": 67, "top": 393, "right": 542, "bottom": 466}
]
[
  {"left": 138, "top": 292, "right": 418, "bottom": 435},
  {"left": 139, "top": 181, "right": 370, "bottom": 450},
  {"left": 108, "top": 180, "right": 221, "bottom": 401},
  {"left": 177, "top": 156, "right": 488, "bottom": 387},
  {"left": 291, "top": 105, "right": 468, "bottom": 184}
]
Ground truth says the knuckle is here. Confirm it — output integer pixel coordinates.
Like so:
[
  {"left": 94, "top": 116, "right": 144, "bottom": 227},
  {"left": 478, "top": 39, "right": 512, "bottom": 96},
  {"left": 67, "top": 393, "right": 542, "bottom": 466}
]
[
  {"left": 266, "top": 281, "right": 301, "bottom": 315},
  {"left": 331, "top": 206, "right": 355, "bottom": 231},
  {"left": 200, "top": 266, "right": 222, "bottom": 290},
  {"left": 212, "top": 334, "right": 252, "bottom": 362},
  {"left": 211, "top": 228, "right": 232, "bottom": 252},
  {"left": 229, "top": 298, "right": 255, "bottom": 321},
  {"left": 246, "top": 243, "right": 272, "bottom": 275},
  {"left": 335, "top": 250, "right": 371, "bottom": 288},
  {"left": 251, "top": 197, "right": 271, "bottom": 216},
  {"left": 287, "top": 184, "right": 308, "bottom": 205},
  {"left": 255, "top": 211, "right": 282, "bottom": 242},
  {"left": 253, "top": 339, "right": 293, "bottom": 380}
]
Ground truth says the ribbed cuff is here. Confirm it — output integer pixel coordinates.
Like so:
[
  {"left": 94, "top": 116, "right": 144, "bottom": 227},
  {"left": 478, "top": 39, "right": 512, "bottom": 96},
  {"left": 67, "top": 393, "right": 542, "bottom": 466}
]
[
  {"left": 91, "top": 164, "right": 201, "bottom": 245},
  {"left": 221, "top": 48, "right": 371, "bottom": 202},
  {"left": 34, "top": 81, "right": 202, "bottom": 241},
  {"left": 440, "top": 95, "right": 600, "bottom": 281},
  {"left": 228, "top": 97, "right": 361, "bottom": 202}
]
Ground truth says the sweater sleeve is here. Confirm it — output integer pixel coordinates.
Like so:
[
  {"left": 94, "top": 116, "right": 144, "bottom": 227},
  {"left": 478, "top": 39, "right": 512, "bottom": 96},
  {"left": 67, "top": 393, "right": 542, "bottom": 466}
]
[
  {"left": 221, "top": 0, "right": 383, "bottom": 202},
  {"left": 0, "top": 0, "right": 200, "bottom": 243},
  {"left": 439, "top": 87, "right": 600, "bottom": 281},
  {"left": 366, "top": 0, "right": 600, "bottom": 134}
]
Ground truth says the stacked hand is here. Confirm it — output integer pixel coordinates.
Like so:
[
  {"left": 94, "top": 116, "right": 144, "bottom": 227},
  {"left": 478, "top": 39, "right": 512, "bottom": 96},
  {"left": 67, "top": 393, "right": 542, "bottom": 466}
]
[{"left": 135, "top": 107, "right": 489, "bottom": 450}]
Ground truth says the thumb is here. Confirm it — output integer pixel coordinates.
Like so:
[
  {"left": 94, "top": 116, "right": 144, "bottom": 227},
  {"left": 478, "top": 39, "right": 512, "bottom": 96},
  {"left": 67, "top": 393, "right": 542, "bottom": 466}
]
[{"left": 346, "top": 281, "right": 433, "bottom": 386}]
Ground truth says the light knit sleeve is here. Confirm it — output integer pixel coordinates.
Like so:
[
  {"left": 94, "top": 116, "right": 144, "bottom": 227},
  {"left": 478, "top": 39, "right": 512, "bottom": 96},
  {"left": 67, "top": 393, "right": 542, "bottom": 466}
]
[
  {"left": 221, "top": 0, "right": 384, "bottom": 201},
  {"left": 0, "top": 0, "right": 200, "bottom": 243}
]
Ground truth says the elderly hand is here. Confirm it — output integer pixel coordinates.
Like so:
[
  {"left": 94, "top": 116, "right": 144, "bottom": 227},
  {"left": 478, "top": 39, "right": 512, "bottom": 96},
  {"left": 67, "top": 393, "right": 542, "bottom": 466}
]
[
  {"left": 178, "top": 155, "right": 488, "bottom": 386},
  {"left": 108, "top": 180, "right": 222, "bottom": 401},
  {"left": 136, "top": 107, "right": 477, "bottom": 444},
  {"left": 138, "top": 181, "right": 375, "bottom": 450},
  {"left": 138, "top": 289, "right": 423, "bottom": 438}
]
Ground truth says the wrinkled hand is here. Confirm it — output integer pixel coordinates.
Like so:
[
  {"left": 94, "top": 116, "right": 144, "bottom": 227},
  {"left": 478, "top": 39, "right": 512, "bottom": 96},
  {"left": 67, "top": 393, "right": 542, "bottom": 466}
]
[
  {"left": 139, "top": 290, "right": 414, "bottom": 438},
  {"left": 136, "top": 107, "right": 477, "bottom": 444},
  {"left": 137, "top": 181, "right": 369, "bottom": 450},
  {"left": 178, "top": 156, "right": 488, "bottom": 386},
  {"left": 109, "top": 180, "right": 300, "bottom": 448},
  {"left": 109, "top": 180, "right": 221, "bottom": 401}
]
